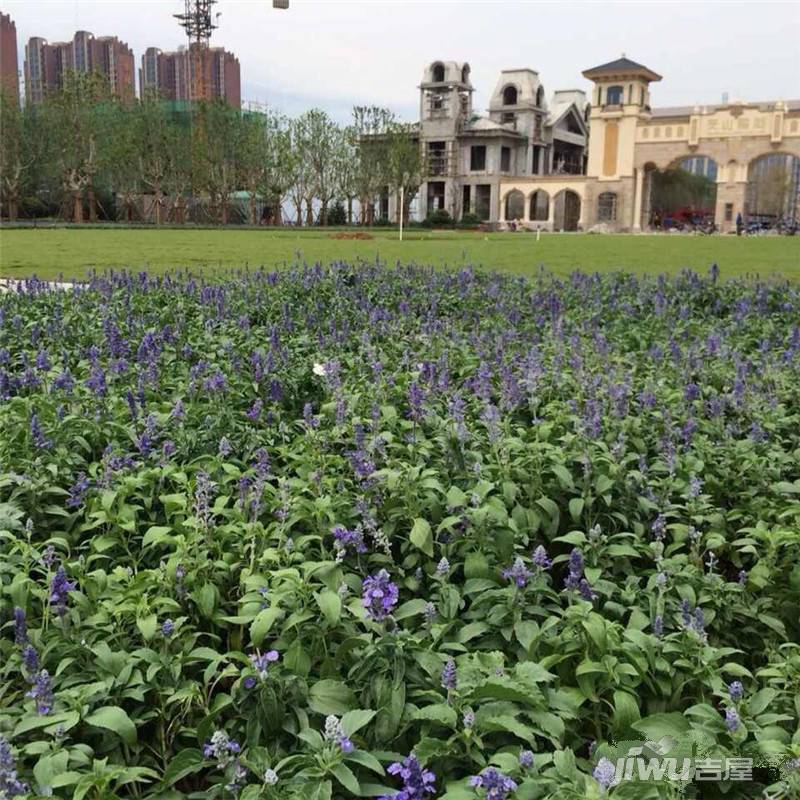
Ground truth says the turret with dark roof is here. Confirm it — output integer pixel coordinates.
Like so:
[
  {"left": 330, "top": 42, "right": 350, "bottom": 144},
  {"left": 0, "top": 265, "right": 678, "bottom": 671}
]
[{"left": 582, "top": 57, "right": 662, "bottom": 82}]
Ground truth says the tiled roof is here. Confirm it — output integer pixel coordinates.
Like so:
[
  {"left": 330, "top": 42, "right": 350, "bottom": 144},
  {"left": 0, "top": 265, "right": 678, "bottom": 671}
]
[{"left": 582, "top": 58, "right": 662, "bottom": 81}]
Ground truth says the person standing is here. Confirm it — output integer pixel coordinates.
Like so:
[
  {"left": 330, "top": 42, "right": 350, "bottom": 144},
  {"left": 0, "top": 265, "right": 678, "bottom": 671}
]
[{"left": 736, "top": 212, "right": 744, "bottom": 236}]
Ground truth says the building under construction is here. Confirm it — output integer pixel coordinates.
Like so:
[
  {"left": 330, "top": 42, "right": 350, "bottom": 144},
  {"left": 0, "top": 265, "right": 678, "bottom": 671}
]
[{"left": 139, "top": 44, "right": 240, "bottom": 107}]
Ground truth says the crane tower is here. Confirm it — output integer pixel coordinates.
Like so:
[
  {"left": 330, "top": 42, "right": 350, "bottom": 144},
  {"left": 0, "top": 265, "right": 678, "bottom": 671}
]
[{"left": 174, "top": 0, "right": 288, "bottom": 102}]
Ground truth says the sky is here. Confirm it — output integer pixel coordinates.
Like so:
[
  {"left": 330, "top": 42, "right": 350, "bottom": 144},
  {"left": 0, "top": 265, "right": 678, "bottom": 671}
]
[{"left": 5, "top": 0, "right": 800, "bottom": 122}]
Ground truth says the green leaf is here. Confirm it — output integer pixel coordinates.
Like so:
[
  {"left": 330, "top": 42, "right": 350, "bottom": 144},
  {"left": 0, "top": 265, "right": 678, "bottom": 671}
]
[
  {"left": 332, "top": 763, "right": 361, "bottom": 794},
  {"left": 136, "top": 614, "right": 157, "bottom": 642},
  {"left": 162, "top": 748, "right": 205, "bottom": 786},
  {"left": 308, "top": 680, "right": 356, "bottom": 715},
  {"left": 612, "top": 690, "right": 641, "bottom": 737},
  {"left": 33, "top": 751, "right": 69, "bottom": 790},
  {"left": 341, "top": 709, "right": 377, "bottom": 737},
  {"left": 514, "top": 621, "right": 538, "bottom": 652},
  {"left": 193, "top": 583, "right": 216, "bottom": 619},
  {"left": 568, "top": 497, "right": 585, "bottom": 522},
  {"left": 582, "top": 614, "right": 607, "bottom": 654},
  {"left": 464, "top": 551, "right": 490, "bottom": 579},
  {"left": 749, "top": 688, "right": 777, "bottom": 716},
  {"left": 345, "top": 748, "right": 385, "bottom": 775},
  {"left": 394, "top": 598, "right": 430, "bottom": 620},
  {"left": 141, "top": 525, "right": 173, "bottom": 548},
  {"left": 632, "top": 712, "right": 690, "bottom": 741},
  {"left": 411, "top": 704, "right": 457, "bottom": 727},
  {"left": 250, "top": 607, "right": 281, "bottom": 646},
  {"left": 306, "top": 779, "right": 332, "bottom": 800},
  {"left": 84, "top": 705, "right": 137, "bottom": 746},
  {"left": 410, "top": 517, "right": 434, "bottom": 557},
  {"left": 552, "top": 464, "right": 575, "bottom": 490},
  {"left": 315, "top": 590, "right": 341, "bottom": 625}
]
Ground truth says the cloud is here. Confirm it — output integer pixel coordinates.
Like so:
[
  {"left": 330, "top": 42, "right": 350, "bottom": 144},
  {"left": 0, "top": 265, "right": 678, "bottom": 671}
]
[{"left": 6, "top": 0, "right": 799, "bottom": 120}]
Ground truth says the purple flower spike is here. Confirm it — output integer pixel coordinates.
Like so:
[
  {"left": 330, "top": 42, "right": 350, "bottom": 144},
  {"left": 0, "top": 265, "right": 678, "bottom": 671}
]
[
  {"left": 532, "top": 545, "right": 552, "bottom": 569},
  {"left": 49, "top": 566, "right": 76, "bottom": 617},
  {"left": 441, "top": 659, "right": 457, "bottom": 691},
  {"left": 593, "top": 757, "right": 617, "bottom": 790},
  {"left": 469, "top": 767, "right": 517, "bottom": 799},
  {"left": 381, "top": 754, "right": 436, "bottom": 800},
  {"left": 362, "top": 569, "right": 399, "bottom": 621},
  {"left": 26, "top": 669, "right": 54, "bottom": 715},
  {"left": 502, "top": 557, "right": 532, "bottom": 588}
]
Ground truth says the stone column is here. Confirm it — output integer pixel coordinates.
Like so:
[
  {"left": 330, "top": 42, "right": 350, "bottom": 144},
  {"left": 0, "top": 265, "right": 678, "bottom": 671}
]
[
  {"left": 632, "top": 167, "right": 645, "bottom": 232},
  {"left": 578, "top": 191, "right": 587, "bottom": 229}
]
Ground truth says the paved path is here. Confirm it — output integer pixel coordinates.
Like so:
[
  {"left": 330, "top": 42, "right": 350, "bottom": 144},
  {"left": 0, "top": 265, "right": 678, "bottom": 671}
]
[{"left": 0, "top": 279, "right": 77, "bottom": 293}]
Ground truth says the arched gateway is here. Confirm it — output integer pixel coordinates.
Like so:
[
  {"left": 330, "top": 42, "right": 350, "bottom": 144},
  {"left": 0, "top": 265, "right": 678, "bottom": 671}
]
[{"left": 495, "top": 59, "right": 799, "bottom": 229}]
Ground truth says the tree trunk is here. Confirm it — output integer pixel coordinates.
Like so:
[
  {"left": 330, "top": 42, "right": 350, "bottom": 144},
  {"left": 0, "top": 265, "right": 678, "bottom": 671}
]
[
  {"left": 155, "top": 193, "right": 163, "bottom": 226},
  {"left": 7, "top": 195, "right": 18, "bottom": 221},
  {"left": 320, "top": 200, "right": 328, "bottom": 227},
  {"left": 250, "top": 193, "right": 258, "bottom": 226},
  {"left": 347, "top": 198, "right": 353, "bottom": 225},
  {"left": 87, "top": 186, "right": 97, "bottom": 222},
  {"left": 305, "top": 200, "right": 314, "bottom": 227},
  {"left": 72, "top": 192, "right": 83, "bottom": 224},
  {"left": 295, "top": 201, "right": 303, "bottom": 225},
  {"left": 174, "top": 197, "right": 186, "bottom": 224},
  {"left": 273, "top": 197, "right": 282, "bottom": 226}
]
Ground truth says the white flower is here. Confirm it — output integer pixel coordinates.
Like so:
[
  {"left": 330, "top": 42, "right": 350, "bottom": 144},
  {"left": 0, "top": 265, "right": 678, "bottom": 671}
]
[
  {"left": 264, "top": 768, "right": 279, "bottom": 785},
  {"left": 312, "top": 362, "right": 327, "bottom": 376}
]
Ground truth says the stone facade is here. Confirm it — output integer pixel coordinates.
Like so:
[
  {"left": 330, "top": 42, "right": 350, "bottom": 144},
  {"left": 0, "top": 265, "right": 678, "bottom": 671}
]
[
  {"left": 397, "top": 61, "right": 589, "bottom": 223},
  {"left": 498, "top": 57, "right": 800, "bottom": 232}
]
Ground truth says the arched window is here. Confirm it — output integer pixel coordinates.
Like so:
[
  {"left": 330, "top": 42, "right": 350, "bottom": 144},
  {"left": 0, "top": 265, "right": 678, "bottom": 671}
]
[
  {"left": 502, "top": 85, "right": 518, "bottom": 106},
  {"left": 536, "top": 86, "right": 545, "bottom": 107},
  {"left": 529, "top": 190, "right": 549, "bottom": 221},
  {"left": 461, "top": 64, "right": 470, "bottom": 84},
  {"left": 597, "top": 192, "right": 617, "bottom": 221},
  {"left": 432, "top": 63, "right": 445, "bottom": 83},
  {"left": 606, "top": 85, "right": 623, "bottom": 106},
  {"left": 504, "top": 190, "right": 524, "bottom": 220}
]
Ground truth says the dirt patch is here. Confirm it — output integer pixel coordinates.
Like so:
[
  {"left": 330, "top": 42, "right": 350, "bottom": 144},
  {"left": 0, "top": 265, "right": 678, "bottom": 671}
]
[{"left": 329, "top": 231, "right": 374, "bottom": 240}]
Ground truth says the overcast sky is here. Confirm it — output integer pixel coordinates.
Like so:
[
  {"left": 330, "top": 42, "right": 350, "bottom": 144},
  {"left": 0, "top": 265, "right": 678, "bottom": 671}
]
[{"left": 5, "top": 0, "right": 799, "bottom": 121}]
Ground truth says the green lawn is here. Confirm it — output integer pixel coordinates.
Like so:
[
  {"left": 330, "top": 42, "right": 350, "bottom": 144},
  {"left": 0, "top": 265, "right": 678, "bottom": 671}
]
[{"left": 0, "top": 226, "right": 798, "bottom": 279}]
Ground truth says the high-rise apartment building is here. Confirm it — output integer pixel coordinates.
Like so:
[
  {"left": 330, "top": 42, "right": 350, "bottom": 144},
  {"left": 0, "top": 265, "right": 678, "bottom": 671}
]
[
  {"left": 24, "top": 30, "right": 135, "bottom": 103},
  {"left": 139, "top": 43, "right": 240, "bottom": 107},
  {"left": 0, "top": 12, "right": 19, "bottom": 104}
]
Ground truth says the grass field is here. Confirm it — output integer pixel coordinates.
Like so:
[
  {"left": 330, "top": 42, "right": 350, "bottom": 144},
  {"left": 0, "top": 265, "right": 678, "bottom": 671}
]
[{"left": 0, "top": 226, "right": 798, "bottom": 279}]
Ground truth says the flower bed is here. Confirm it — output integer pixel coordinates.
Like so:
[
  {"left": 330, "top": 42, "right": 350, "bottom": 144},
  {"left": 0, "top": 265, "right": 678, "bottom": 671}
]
[{"left": 0, "top": 264, "right": 799, "bottom": 799}]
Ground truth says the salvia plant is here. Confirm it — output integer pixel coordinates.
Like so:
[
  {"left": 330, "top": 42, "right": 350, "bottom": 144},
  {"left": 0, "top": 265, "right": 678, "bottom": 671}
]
[{"left": 0, "top": 263, "right": 799, "bottom": 800}]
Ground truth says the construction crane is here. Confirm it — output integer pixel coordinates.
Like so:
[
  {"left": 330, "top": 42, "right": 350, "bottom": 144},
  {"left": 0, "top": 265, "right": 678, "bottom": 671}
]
[{"left": 174, "top": 0, "right": 289, "bottom": 102}]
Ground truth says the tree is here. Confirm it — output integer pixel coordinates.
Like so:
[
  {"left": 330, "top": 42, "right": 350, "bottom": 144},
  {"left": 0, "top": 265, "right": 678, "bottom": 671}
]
[
  {"left": 41, "top": 71, "right": 112, "bottom": 223},
  {"left": 0, "top": 90, "right": 33, "bottom": 220},
  {"left": 385, "top": 120, "right": 421, "bottom": 223},
  {"left": 138, "top": 92, "right": 179, "bottom": 225},
  {"left": 351, "top": 106, "right": 394, "bottom": 224},
  {"left": 237, "top": 110, "right": 269, "bottom": 226},
  {"left": 192, "top": 101, "right": 241, "bottom": 225},
  {"left": 294, "top": 109, "right": 343, "bottom": 226},
  {"left": 260, "top": 111, "right": 294, "bottom": 225},
  {"left": 104, "top": 100, "right": 142, "bottom": 222},
  {"left": 288, "top": 116, "right": 313, "bottom": 225}
]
